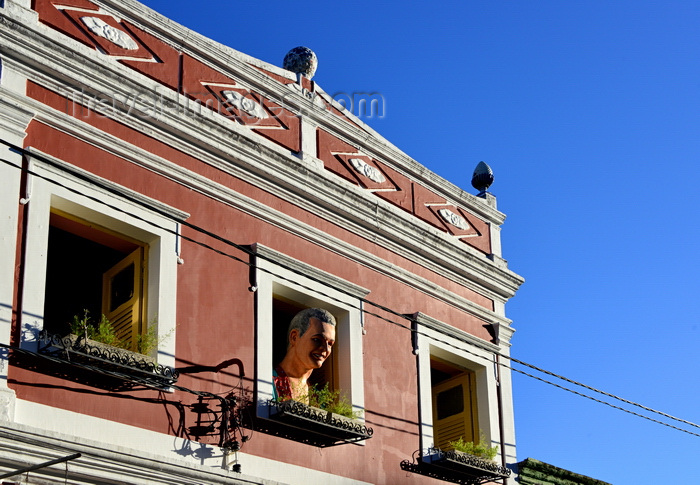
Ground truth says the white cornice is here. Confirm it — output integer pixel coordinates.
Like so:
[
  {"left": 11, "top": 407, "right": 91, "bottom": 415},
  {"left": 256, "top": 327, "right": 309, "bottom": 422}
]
[
  {"left": 2, "top": 0, "right": 504, "bottom": 225},
  {"left": 0, "top": 11, "right": 523, "bottom": 305},
  {"left": 0, "top": 111, "right": 510, "bottom": 325},
  {"left": 0, "top": 25, "right": 523, "bottom": 300},
  {"left": 7, "top": 89, "right": 516, "bottom": 328},
  {"left": 0, "top": 420, "right": 285, "bottom": 485},
  {"left": 87, "top": 0, "right": 506, "bottom": 225},
  {"left": 0, "top": 96, "right": 34, "bottom": 142}
]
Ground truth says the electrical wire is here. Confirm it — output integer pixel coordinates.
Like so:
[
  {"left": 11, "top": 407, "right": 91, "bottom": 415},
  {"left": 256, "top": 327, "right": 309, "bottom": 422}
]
[
  {"left": 2, "top": 140, "right": 698, "bottom": 438},
  {"left": 508, "top": 355, "right": 700, "bottom": 431},
  {"left": 508, "top": 364, "right": 700, "bottom": 438}
]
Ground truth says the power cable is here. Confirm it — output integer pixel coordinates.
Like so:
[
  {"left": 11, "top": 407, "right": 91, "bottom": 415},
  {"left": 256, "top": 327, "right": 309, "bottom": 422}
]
[
  {"left": 2, "top": 140, "right": 698, "bottom": 437},
  {"left": 508, "top": 364, "right": 700, "bottom": 438},
  {"left": 508, "top": 355, "right": 700, "bottom": 431}
]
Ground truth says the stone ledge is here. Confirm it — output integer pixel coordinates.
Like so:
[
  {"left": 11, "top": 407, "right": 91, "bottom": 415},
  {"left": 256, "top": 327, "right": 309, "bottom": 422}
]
[{"left": 517, "top": 458, "right": 612, "bottom": 485}]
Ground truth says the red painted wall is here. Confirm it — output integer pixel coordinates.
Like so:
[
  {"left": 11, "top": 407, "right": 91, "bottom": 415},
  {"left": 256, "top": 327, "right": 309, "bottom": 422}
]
[{"left": 12, "top": 69, "right": 498, "bottom": 485}]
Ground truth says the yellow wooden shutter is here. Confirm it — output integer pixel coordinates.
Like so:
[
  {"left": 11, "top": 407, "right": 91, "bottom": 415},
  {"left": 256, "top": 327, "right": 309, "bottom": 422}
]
[
  {"left": 432, "top": 371, "right": 479, "bottom": 451},
  {"left": 102, "top": 247, "right": 144, "bottom": 351}
]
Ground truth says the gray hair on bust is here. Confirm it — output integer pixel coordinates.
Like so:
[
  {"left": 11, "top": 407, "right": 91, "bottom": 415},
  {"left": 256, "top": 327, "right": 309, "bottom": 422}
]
[{"left": 287, "top": 308, "right": 336, "bottom": 342}]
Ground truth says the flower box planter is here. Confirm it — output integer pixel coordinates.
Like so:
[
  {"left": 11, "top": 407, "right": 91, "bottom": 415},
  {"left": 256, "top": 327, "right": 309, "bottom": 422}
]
[
  {"left": 38, "top": 332, "right": 178, "bottom": 389},
  {"left": 263, "top": 399, "right": 373, "bottom": 447},
  {"left": 401, "top": 448, "right": 511, "bottom": 485}
]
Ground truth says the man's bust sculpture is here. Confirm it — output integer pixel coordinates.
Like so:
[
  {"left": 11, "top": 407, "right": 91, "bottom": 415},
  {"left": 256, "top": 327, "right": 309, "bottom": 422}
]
[{"left": 273, "top": 308, "right": 336, "bottom": 402}]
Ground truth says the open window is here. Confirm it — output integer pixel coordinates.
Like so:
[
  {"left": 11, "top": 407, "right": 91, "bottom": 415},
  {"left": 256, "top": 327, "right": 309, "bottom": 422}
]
[
  {"left": 43, "top": 210, "right": 148, "bottom": 352},
  {"left": 271, "top": 287, "right": 340, "bottom": 395},
  {"left": 404, "top": 312, "right": 513, "bottom": 482},
  {"left": 19, "top": 152, "right": 187, "bottom": 376},
  {"left": 252, "top": 244, "right": 371, "bottom": 445}
]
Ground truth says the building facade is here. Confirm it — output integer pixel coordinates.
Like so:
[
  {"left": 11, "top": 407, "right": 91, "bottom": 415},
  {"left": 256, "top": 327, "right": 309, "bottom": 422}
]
[{"left": 0, "top": 0, "right": 524, "bottom": 483}]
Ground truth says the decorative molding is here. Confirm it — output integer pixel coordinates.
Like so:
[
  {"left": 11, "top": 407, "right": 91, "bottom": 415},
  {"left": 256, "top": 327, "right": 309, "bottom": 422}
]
[
  {"left": 91, "top": 0, "right": 507, "bottom": 226},
  {"left": 412, "top": 312, "right": 502, "bottom": 353},
  {"left": 80, "top": 16, "right": 138, "bottom": 50},
  {"left": 286, "top": 82, "right": 328, "bottom": 110},
  {"left": 0, "top": 12, "right": 521, "bottom": 306},
  {"left": 0, "top": 420, "right": 292, "bottom": 485},
  {"left": 0, "top": 388, "right": 16, "bottom": 421},
  {"left": 221, "top": 90, "right": 268, "bottom": 119},
  {"left": 0, "top": 414, "right": 375, "bottom": 484},
  {"left": 0, "top": 96, "right": 35, "bottom": 142},
  {"left": 437, "top": 208, "right": 469, "bottom": 231},
  {"left": 6, "top": 2, "right": 503, "bottom": 235},
  {"left": 496, "top": 321, "right": 516, "bottom": 347},
  {"left": 348, "top": 157, "right": 386, "bottom": 184},
  {"left": 10, "top": 68, "right": 512, "bottom": 301},
  {"left": 10, "top": 85, "right": 516, "bottom": 325},
  {"left": 252, "top": 244, "right": 370, "bottom": 299}
]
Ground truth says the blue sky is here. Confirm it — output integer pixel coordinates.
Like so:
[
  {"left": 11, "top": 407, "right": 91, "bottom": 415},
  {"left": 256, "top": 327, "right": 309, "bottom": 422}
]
[{"left": 139, "top": 1, "right": 700, "bottom": 483}]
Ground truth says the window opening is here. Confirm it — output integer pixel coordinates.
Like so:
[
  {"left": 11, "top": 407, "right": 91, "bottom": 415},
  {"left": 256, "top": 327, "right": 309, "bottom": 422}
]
[
  {"left": 430, "top": 357, "right": 478, "bottom": 451},
  {"left": 43, "top": 210, "right": 147, "bottom": 351},
  {"left": 272, "top": 295, "right": 337, "bottom": 393}
]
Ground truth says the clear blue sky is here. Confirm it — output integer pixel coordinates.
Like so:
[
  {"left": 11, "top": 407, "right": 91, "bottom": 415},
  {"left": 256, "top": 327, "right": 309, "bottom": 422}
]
[{"left": 139, "top": 2, "right": 700, "bottom": 483}]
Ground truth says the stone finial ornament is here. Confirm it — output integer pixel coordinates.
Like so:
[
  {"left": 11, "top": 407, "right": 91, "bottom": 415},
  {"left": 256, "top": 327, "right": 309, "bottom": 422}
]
[
  {"left": 471, "top": 161, "right": 494, "bottom": 195},
  {"left": 283, "top": 46, "right": 318, "bottom": 79}
]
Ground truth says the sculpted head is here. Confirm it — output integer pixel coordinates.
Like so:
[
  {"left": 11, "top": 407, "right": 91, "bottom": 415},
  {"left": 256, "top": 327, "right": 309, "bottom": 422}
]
[
  {"left": 287, "top": 308, "right": 336, "bottom": 341},
  {"left": 284, "top": 308, "right": 336, "bottom": 372}
]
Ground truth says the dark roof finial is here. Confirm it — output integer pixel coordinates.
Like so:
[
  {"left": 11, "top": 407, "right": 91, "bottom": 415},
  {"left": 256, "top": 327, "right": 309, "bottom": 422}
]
[{"left": 471, "top": 161, "right": 494, "bottom": 196}]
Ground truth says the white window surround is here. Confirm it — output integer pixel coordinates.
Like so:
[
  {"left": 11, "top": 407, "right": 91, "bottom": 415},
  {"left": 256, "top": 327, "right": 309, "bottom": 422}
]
[
  {"left": 18, "top": 149, "right": 188, "bottom": 370},
  {"left": 414, "top": 312, "right": 507, "bottom": 459},
  {"left": 253, "top": 243, "right": 369, "bottom": 420}
]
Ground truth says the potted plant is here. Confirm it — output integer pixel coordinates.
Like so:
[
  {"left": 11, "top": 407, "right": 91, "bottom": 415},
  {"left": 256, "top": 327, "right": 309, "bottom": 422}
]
[
  {"left": 68, "top": 310, "right": 162, "bottom": 357},
  {"left": 421, "top": 434, "right": 510, "bottom": 481},
  {"left": 268, "top": 383, "right": 373, "bottom": 445},
  {"left": 448, "top": 434, "right": 499, "bottom": 461},
  {"left": 401, "top": 435, "right": 511, "bottom": 483},
  {"left": 38, "top": 310, "right": 178, "bottom": 388}
]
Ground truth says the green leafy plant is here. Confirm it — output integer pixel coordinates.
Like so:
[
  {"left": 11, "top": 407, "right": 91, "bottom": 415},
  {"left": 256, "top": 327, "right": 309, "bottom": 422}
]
[
  {"left": 68, "top": 310, "right": 170, "bottom": 355},
  {"left": 276, "top": 381, "right": 363, "bottom": 420},
  {"left": 448, "top": 434, "right": 499, "bottom": 461},
  {"left": 308, "top": 383, "right": 363, "bottom": 420},
  {"left": 69, "top": 310, "right": 129, "bottom": 350},
  {"left": 136, "top": 320, "right": 161, "bottom": 355}
]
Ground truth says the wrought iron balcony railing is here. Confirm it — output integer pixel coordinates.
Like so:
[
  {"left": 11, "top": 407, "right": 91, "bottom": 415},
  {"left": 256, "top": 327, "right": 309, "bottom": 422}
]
[
  {"left": 401, "top": 447, "right": 511, "bottom": 485},
  {"left": 37, "top": 332, "right": 179, "bottom": 390},
  {"left": 243, "top": 399, "right": 373, "bottom": 447}
]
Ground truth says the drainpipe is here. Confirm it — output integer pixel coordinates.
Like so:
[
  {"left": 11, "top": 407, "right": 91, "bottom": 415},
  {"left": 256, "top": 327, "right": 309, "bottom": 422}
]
[
  {"left": 12, "top": 154, "right": 31, "bottom": 346},
  {"left": 492, "top": 321, "right": 508, "bottom": 484},
  {"left": 495, "top": 352, "right": 508, "bottom": 484}
]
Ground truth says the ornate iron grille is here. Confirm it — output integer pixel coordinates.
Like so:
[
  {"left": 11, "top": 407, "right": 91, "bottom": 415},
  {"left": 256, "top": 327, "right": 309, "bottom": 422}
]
[
  {"left": 247, "top": 399, "right": 373, "bottom": 447},
  {"left": 401, "top": 447, "right": 511, "bottom": 485},
  {"left": 38, "top": 331, "right": 178, "bottom": 389}
]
